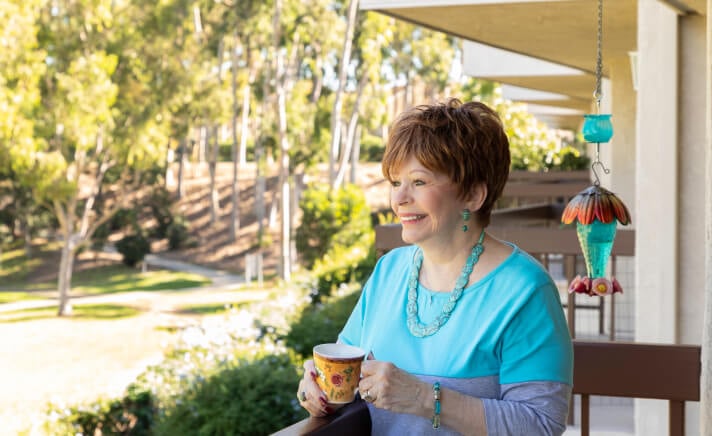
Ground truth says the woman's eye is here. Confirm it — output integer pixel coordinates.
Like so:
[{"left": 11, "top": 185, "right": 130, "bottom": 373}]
[
  {"left": 390, "top": 181, "right": 401, "bottom": 187},
  {"left": 413, "top": 179, "right": 425, "bottom": 186}
]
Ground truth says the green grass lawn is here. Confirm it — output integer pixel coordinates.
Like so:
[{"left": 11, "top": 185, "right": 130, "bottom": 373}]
[
  {"left": 0, "top": 303, "right": 142, "bottom": 323},
  {"left": 0, "top": 244, "right": 211, "bottom": 303},
  {"left": 0, "top": 291, "right": 45, "bottom": 304},
  {"left": 70, "top": 266, "right": 211, "bottom": 294},
  {"left": 0, "top": 243, "right": 56, "bottom": 284},
  {"left": 1, "top": 264, "right": 210, "bottom": 293}
]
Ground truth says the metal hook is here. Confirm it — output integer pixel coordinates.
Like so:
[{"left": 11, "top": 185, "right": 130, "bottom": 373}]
[{"left": 591, "top": 142, "right": 610, "bottom": 186}]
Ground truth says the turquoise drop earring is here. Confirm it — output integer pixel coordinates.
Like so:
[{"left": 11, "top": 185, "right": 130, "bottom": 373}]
[{"left": 461, "top": 209, "right": 471, "bottom": 232}]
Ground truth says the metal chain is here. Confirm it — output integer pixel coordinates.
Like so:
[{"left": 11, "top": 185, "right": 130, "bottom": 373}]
[{"left": 594, "top": 0, "right": 603, "bottom": 109}]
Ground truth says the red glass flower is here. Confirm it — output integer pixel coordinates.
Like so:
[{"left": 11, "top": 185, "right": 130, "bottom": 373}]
[{"left": 561, "top": 185, "right": 631, "bottom": 225}]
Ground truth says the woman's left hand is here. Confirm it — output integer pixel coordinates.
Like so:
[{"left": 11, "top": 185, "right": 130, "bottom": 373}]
[{"left": 358, "top": 359, "right": 429, "bottom": 416}]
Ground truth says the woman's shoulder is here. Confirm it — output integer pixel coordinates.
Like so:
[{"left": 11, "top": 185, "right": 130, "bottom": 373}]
[
  {"left": 491, "top": 243, "right": 556, "bottom": 289},
  {"left": 373, "top": 245, "right": 417, "bottom": 274}
]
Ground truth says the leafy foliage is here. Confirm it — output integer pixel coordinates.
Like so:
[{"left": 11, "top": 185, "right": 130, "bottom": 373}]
[
  {"left": 166, "top": 215, "right": 192, "bottom": 250},
  {"left": 45, "top": 384, "right": 155, "bottom": 436},
  {"left": 296, "top": 184, "right": 376, "bottom": 301},
  {"left": 285, "top": 287, "right": 361, "bottom": 357},
  {"left": 309, "top": 241, "right": 375, "bottom": 302},
  {"left": 296, "top": 184, "right": 373, "bottom": 269},
  {"left": 153, "top": 354, "right": 305, "bottom": 436},
  {"left": 115, "top": 234, "right": 151, "bottom": 267}
]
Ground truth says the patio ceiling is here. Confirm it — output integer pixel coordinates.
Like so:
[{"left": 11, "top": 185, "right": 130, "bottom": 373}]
[
  {"left": 360, "top": 0, "right": 639, "bottom": 76},
  {"left": 360, "top": 0, "right": 706, "bottom": 128}
]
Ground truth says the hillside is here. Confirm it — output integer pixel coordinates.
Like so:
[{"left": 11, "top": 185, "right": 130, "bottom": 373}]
[{"left": 157, "top": 162, "right": 390, "bottom": 277}]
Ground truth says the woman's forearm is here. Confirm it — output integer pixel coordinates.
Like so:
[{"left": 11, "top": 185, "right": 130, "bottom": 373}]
[
  {"left": 413, "top": 381, "right": 570, "bottom": 435},
  {"left": 412, "top": 383, "right": 488, "bottom": 435}
]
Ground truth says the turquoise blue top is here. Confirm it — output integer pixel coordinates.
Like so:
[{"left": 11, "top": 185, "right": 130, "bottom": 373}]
[
  {"left": 338, "top": 244, "right": 573, "bottom": 434},
  {"left": 339, "top": 243, "right": 573, "bottom": 385}
]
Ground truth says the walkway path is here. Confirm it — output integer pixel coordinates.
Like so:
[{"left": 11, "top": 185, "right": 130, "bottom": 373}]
[{"left": 143, "top": 253, "right": 244, "bottom": 286}]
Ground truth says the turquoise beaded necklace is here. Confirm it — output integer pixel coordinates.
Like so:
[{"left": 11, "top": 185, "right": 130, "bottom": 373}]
[{"left": 406, "top": 230, "right": 486, "bottom": 338}]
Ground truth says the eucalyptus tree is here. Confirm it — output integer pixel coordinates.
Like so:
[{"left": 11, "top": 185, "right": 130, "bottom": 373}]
[
  {"left": 0, "top": 0, "right": 48, "bottom": 255},
  {"left": 332, "top": 10, "right": 394, "bottom": 187},
  {"left": 384, "top": 21, "right": 456, "bottom": 108},
  {"left": 265, "top": 0, "right": 343, "bottom": 280},
  {"left": 29, "top": 0, "right": 212, "bottom": 315},
  {"left": 207, "top": 0, "right": 272, "bottom": 241},
  {"left": 328, "top": 0, "right": 358, "bottom": 188}
]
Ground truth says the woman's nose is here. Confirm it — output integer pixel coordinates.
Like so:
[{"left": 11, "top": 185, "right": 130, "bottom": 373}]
[{"left": 392, "top": 185, "right": 410, "bottom": 205}]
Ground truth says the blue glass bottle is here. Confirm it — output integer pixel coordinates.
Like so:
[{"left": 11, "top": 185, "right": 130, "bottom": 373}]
[{"left": 582, "top": 114, "right": 614, "bottom": 143}]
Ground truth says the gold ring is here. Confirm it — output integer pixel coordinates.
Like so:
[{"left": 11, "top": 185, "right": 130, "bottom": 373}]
[
  {"left": 363, "top": 390, "right": 374, "bottom": 402},
  {"left": 299, "top": 391, "right": 307, "bottom": 402}
]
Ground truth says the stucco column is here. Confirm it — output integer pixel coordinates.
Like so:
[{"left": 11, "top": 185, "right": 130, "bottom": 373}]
[
  {"left": 607, "top": 57, "right": 636, "bottom": 218},
  {"left": 636, "top": 0, "right": 678, "bottom": 344},
  {"left": 635, "top": 2, "right": 678, "bottom": 435},
  {"left": 701, "top": 0, "right": 712, "bottom": 433},
  {"left": 677, "top": 12, "right": 707, "bottom": 436}
]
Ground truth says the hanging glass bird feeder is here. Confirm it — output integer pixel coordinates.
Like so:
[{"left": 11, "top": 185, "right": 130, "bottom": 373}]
[{"left": 561, "top": 0, "right": 631, "bottom": 297}]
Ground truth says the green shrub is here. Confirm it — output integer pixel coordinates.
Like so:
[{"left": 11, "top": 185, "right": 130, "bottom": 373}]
[
  {"left": 91, "top": 221, "right": 112, "bottom": 250},
  {"left": 359, "top": 133, "right": 384, "bottom": 162},
  {"left": 116, "top": 233, "right": 151, "bottom": 267},
  {"left": 148, "top": 187, "right": 175, "bottom": 239},
  {"left": 153, "top": 354, "right": 306, "bottom": 436},
  {"left": 310, "top": 237, "right": 375, "bottom": 301},
  {"left": 284, "top": 287, "right": 361, "bottom": 357},
  {"left": 296, "top": 184, "right": 373, "bottom": 269},
  {"left": 544, "top": 145, "right": 591, "bottom": 170},
  {"left": 44, "top": 384, "right": 155, "bottom": 436},
  {"left": 91, "top": 207, "right": 137, "bottom": 250},
  {"left": 166, "top": 215, "right": 190, "bottom": 250},
  {"left": 111, "top": 208, "right": 138, "bottom": 231}
]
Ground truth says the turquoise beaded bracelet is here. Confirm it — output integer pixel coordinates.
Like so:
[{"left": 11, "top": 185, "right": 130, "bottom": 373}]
[{"left": 432, "top": 381, "right": 441, "bottom": 429}]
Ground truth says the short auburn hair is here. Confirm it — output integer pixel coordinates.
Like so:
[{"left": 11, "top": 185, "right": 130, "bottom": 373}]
[{"left": 382, "top": 98, "right": 511, "bottom": 227}]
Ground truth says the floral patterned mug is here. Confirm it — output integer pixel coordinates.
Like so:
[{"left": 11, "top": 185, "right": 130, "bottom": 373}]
[{"left": 313, "top": 343, "right": 366, "bottom": 404}]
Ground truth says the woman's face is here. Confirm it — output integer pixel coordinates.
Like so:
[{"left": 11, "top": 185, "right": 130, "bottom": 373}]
[{"left": 389, "top": 156, "right": 466, "bottom": 247}]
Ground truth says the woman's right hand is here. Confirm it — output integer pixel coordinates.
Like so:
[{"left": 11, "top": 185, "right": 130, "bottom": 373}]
[{"left": 297, "top": 359, "right": 334, "bottom": 417}]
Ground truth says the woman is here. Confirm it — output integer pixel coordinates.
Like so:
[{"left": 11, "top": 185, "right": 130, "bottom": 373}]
[{"left": 297, "top": 99, "right": 573, "bottom": 435}]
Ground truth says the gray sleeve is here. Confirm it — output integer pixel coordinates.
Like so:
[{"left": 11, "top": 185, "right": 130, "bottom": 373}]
[{"left": 481, "top": 381, "right": 571, "bottom": 436}]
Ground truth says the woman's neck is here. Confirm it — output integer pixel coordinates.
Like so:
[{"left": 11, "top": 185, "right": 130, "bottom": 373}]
[{"left": 418, "top": 230, "right": 486, "bottom": 292}]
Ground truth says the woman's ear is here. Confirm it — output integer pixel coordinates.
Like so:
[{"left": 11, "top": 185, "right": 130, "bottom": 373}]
[{"left": 467, "top": 183, "right": 487, "bottom": 212}]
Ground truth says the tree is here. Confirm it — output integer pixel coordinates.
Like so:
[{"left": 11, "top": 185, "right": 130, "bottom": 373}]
[
  {"left": 0, "top": 0, "right": 48, "bottom": 255},
  {"left": 328, "top": 0, "right": 359, "bottom": 189},
  {"left": 30, "top": 0, "right": 207, "bottom": 315}
]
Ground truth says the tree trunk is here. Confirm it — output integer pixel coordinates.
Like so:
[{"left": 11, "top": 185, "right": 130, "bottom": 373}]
[
  {"left": 310, "top": 45, "right": 324, "bottom": 103},
  {"left": 198, "top": 125, "right": 207, "bottom": 163},
  {"left": 57, "top": 228, "right": 77, "bottom": 316},
  {"left": 328, "top": 0, "right": 359, "bottom": 188},
  {"left": 176, "top": 138, "right": 186, "bottom": 200},
  {"left": 21, "top": 219, "right": 32, "bottom": 258},
  {"left": 230, "top": 37, "right": 241, "bottom": 242},
  {"left": 350, "top": 125, "right": 361, "bottom": 184},
  {"left": 238, "top": 70, "right": 252, "bottom": 166},
  {"left": 334, "top": 72, "right": 368, "bottom": 187},
  {"left": 255, "top": 144, "right": 266, "bottom": 243},
  {"left": 164, "top": 139, "right": 175, "bottom": 190},
  {"left": 208, "top": 125, "right": 219, "bottom": 224},
  {"left": 274, "top": 0, "right": 291, "bottom": 282}
]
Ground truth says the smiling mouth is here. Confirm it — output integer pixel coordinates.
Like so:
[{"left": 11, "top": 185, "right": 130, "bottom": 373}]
[{"left": 400, "top": 215, "right": 426, "bottom": 223}]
